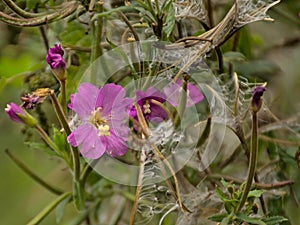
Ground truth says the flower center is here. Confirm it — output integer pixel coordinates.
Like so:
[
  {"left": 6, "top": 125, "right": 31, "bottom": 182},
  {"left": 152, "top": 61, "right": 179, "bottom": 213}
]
[
  {"left": 143, "top": 100, "right": 151, "bottom": 114},
  {"left": 91, "top": 107, "right": 110, "bottom": 136}
]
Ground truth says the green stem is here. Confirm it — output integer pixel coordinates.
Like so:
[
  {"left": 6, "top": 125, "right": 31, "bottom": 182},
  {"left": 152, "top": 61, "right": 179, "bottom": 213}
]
[
  {"left": 49, "top": 91, "right": 83, "bottom": 209},
  {"left": 35, "top": 124, "right": 62, "bottom": 155},
  {"left": 141, "top": 62, "right": 159, "bottom": 91},
  {"left": 237, "top": 111, "right": 258, "bottom": 212},
  {"left": 90, "top": 2, "right": 104, "bottom": 82},
  {"left": 59, "top": 80, "right": 67, "bottom": 115},
  {"left": 5, "top": 149, "right": 63, "bottom": 195},
  {"left": 174, "top": 78, "right": 188, "bottom": 128},
  {"left": 129, "top": 148, "right": 146, "bottom": 225},
  {"left": 49, "top": 90, "right": 71, "bottom": 134},
  {"left": 80, "top": 163, "right": 94, "bottom": 185},
  {"left": 196, "top": 116, "right": 211, "bottom": 148},
  {"left": 26, "top": 192, "right": 72, "bottom": 225}
]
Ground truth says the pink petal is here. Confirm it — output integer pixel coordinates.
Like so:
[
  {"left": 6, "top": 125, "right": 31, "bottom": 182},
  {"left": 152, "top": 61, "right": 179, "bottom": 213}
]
[
  {"left": 101, "top": 131, "right": 128, "bottom": 157},
  {"left": 186, "top": 83, "right": 204, "bottom": 107},
  {"left": 67, "top": 124, "right": 106, "bottom": 159},
  {"left": 71, "top": 83, "right": 99, "bottom": 119},
  {"left": 96, "top": 83, "right": 126, "bottom": 116}
]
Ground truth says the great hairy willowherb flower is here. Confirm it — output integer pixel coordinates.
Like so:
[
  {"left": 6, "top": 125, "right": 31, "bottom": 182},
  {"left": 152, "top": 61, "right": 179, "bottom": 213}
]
[
  {"left": 129, "top": 87, "right": 168, "bottom": 124},
  {"left": 5, "top": 103, "right": 37, "bottom": 127},
  {"left": 251, "top": 84, "right": 266, "bottom": 113},
  {"left": 67, "top": 82, "right": 133, "bottom": 159},
  {"left": 46, "top": 44, "right": 66, "bottom": 81},
  {"left": 163, "top": 79, "right": 204, "bottom": 107}
]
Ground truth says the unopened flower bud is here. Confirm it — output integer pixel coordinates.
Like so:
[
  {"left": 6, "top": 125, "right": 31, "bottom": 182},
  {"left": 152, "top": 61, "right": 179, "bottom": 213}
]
[
  {"left": 5, "top": 103, "right": 37, "bottom": 127},
  {"left": 46, "top": 44, "right": 66, "bottom": 81},
  {"left": 251, "top": 84, "right": 266, "bottom": 113}
]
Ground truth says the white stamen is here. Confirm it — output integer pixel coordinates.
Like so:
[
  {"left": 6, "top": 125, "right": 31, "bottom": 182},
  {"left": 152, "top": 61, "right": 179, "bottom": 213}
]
[
  {"left": 98, "top": 124, "right": 110, "bottom": 136},
  {"left": 143, "top": 102, "right": 151, "bottom": 114}
]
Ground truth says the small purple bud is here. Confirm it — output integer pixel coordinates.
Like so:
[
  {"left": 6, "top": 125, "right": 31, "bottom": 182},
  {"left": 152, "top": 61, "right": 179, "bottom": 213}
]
[
  {"left": 298, "top": 12, "right": 300, "bottom": 19},
  {"left": 5, "top": 102, "right": 38, "bottom": 127},
  {"left": 251, "top": 85, "right": 266, "bottom": 112},
  {"left": 5, "top": 103, "right": 26, "bottom": 123},
  {"left": 46, "top": 44, "right": 66, "bottom": 80},
  {"left": 46, "top": 44, "right": 66, "bottom": 69},
  {"left": 48, "top": 44, "right": 64, "bottom": 56}
]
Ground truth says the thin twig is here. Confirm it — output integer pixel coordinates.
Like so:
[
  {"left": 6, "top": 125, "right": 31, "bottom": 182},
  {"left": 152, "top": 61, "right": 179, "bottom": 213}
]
[
  {"left": 5, "top": 149, "right": 64, "bottom": 195},
  {"left": 209, "top": 174, "right": 294, "bottom": 190},
  {"left": 129, "top": 148, "right": 146, "bottom": 225},
  {"left": 0, "top": 2, "right": 79, "bottom": 27}
]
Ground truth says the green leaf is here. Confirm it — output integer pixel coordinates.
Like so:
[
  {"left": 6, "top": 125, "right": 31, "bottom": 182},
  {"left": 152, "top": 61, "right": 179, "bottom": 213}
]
[
  {"left": 266, "top": 137, "right": 279, "bottom": 160},
  {"left": 233, "top": 59, "right": 280, "bottom": 80},
  {"left": 267, "top": 197, "right": 284, "bottom": 216},
  {"left": 220, "top": 179, "right": 230, "bottom": 189},
  {"left": 97, "top": 195, "right": 126, "bottom": 225},
  {"left": 223, "top": 51, "right": 247, "bottom": 63},
  {"left": 56, "top": 195, "right": 71, "bottom": 224},
  {"left": 106, "top": 38, "right": 118, "bottom": 49},
  {"left": 135, "top": 6, "right": 156, "bottom": 23},
  {"left": 238, "top": 27, "right": 253, "bottom": 58},
  {"left": 67, "top": 209, "right": 90, "bottom": 225},
  {"left": 163, "top": 0, "right": 175, "bottom": 38},
  {"left": 262, "top": 216, "right": 289, "bottom": 225},
  {"left": 52, "top": 127, "right": 68, "bottom": 149},
  {"left": 27, "top": 192, "right": 72, "bottom": 225},
  {"left": 25, "top": 141, "right": 60, "bottom": 157},
  {"left": 248, "top": 189, "right": 264, "bottom": 198},
  {"left": 216, "top": 187, "right": 229, "bottom": 202},
  {"left": 220, "top": 216, "right": 230, "bottom": 225},
  {"left": 60, "top": 22, "right": 87, "bottom": 45},
  {"left": 26, "top": 0, "right": 40, "bottom": 10},
  {"left": 236, "top": 213, "right": 266, "bottom": 225},
  {"left": 209, "top": 213, "right": 228, "bottom": 222}
]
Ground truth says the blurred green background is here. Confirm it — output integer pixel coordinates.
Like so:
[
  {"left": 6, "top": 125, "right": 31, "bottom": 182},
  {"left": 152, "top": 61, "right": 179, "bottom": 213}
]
[{"left": 0, "top": 1, "right": 300, "bottom": 224}]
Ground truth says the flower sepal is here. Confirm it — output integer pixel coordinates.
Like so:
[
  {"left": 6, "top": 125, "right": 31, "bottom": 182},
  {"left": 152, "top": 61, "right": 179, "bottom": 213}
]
[{"left": 52, "top": 67, "right": 66, "bottom": 81}]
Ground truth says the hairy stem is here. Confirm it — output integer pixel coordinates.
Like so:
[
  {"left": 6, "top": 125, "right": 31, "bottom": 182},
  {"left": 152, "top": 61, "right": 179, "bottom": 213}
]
[
  {"left": 129, "top": 148, "right": 146, "bottom": 225},
  {"left": 27, "top": 192, "right": 71, "bottom": 225},
  {"left": 237, "top": 111, "right": 258, "bottom": 211},
  {"left": 59, "top": 80, "right": 67, "bottom": 115},
  {"left": 49, "top": 90, "right": 83, "bottom": 209},
  {"left": 0, "top": 2, "right": 79, "bottom": 27},
  {"left": 35, "top": 124, "right": 62, "bottom": 155}
]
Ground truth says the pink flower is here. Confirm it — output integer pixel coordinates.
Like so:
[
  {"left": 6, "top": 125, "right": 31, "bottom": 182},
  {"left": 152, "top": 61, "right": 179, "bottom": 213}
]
[
  {"left": 129, "top": 87, "right": 168, "bottom": 123},
  {"left": 67, "top": 83, "right": 133, "bottom": 159}
]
